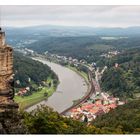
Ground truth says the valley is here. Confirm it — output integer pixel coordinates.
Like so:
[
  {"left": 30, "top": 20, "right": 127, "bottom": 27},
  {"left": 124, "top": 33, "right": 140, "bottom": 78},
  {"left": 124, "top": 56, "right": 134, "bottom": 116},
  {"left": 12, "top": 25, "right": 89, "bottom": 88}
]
[{"left": 4, "top": 25, "right": 140, "bottom": 134}]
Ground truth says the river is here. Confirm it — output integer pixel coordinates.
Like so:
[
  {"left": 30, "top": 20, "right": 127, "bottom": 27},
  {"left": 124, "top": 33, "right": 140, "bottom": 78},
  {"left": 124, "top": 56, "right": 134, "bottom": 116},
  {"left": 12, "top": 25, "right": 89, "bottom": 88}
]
[{"left": 26, "top": 58, "right": 88, "bottom": 113}]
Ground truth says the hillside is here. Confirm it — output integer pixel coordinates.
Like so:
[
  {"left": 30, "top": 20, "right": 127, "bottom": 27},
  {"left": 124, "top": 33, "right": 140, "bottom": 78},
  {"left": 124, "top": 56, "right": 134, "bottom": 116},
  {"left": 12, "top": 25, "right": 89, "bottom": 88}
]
[
  {"left": 5, "top": 26, "right": 140, "bottom": 65},
  {"left": 24, "top": 35, "right": 140, "bottom": 65},
  {"left": 100, "top": 48, "right": 140, "bottom": 98},
  {"left": 93, "top": 99, "right": 140, "bottom": 134},
  {"left": 14, "top": 52, "right": 58, "bottom": 88},
  {"left": 2, "top": 99, "right": 140, "bottom": 134}
]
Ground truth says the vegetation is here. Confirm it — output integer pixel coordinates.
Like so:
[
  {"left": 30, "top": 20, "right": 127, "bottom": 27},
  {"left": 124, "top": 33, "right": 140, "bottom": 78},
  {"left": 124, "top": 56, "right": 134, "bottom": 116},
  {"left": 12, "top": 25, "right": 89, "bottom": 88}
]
[
  {"left": 27, "top": 36, "right": 114, "bottom": 63},
  {"left": 14, "top": 52, "right": 58, "bottom": 88},
  {"left": 100, "top": 48, "right": 140, "bottom": 98},
  {"left": 21, "top": 106, "right": 124, "bottom": 134},
  {"left": 13, "top": 53, "right": 58, "bottom": 110},
  {"left": 93, "top": 99, "right": 140, "bottom": 134},
  {"left": 8, "top": 28, "right": 140, "bottom": 134},
  {"left": 2, "top": 100, "right": 140, "bottom": 134},
  {"left": 15, "top": 86, "right": 56, "bottom": 110},
  {"left": 26, "top": 35, "right": 140, "bottom": 64}
]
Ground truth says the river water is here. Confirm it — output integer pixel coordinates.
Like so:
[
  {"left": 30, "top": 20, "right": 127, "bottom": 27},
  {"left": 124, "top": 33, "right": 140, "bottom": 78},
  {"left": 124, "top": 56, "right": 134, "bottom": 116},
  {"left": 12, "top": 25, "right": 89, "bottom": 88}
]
[{"left": 26, "top": 58, "right": 88, "bottom": 113}]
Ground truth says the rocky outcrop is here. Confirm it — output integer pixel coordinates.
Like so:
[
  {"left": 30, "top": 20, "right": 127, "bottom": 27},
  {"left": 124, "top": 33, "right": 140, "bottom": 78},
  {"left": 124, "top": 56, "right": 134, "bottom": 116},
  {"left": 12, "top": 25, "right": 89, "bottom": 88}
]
[
  {"left": 0, "top": 111, "right": 27, "bottom": 134},
  {"left": 0, "top": 28, "right": 20, "bottom": 133},
  {"left": 0, "top": 28, "right": 18, "bottom": 112}
]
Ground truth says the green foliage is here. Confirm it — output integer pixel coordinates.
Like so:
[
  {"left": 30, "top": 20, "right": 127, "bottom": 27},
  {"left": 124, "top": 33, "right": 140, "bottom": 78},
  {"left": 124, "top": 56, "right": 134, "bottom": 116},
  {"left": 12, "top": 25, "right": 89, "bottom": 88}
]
[
  {"left": 0, "top": 111, "right": 28, "bottom": 134},
  {"left": 27, "top": 36, "right": 114, "bottom": 63},
  {"left": 14, "top": 52, "right": 58, "bottom": 88},
  {"left": 101, "top": 67, "right": 129, "bottom": 98},
  {"left": 101, "top": 48, "right": 140, "bottom": 98},
  {"left": 26, "top": 35, "right": 140, "bottom": 64},
  {"left": 93, "top": 99, "right": 140, "bottom": 134},
  {"left": 22, "top": 105, "right": 134, "bottom": 134},
  {"left": 2, "top": 103, "right": 140, "bottom": 134},
  {"left": 23, "top": 106, "right": 90, "bottom": 134}
]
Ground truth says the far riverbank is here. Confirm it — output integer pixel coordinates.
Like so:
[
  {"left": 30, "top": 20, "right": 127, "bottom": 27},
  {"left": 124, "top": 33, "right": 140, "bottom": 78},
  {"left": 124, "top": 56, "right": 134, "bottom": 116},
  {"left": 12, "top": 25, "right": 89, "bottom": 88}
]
[{"left": 26, "top": 57, "right": 88, "bottom": 113}]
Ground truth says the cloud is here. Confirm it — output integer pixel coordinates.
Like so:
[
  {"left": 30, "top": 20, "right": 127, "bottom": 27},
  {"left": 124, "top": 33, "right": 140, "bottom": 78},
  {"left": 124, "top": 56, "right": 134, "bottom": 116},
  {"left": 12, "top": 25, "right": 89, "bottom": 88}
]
[{"left": 1, "top": 5, "right": 140, "bottom": 27}]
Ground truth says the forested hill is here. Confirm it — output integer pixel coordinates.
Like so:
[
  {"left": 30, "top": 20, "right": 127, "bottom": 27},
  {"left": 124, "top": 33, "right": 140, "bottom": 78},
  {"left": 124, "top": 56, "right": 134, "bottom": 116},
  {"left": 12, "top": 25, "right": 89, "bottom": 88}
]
[
  {"left": 11, "top": 99, "right": 140, "bottom": 134},
  {"left": 25, "top": 35, "right": 140, "bottom": 64},
  {"left": 100, "top": 48, "right": 140, "bottom": 98},
  {"left": 13, "top": 53, "right": 58, "bottom": 88},
  {"left": 93, "top": 99, "right": 140, "bottom": 134}
]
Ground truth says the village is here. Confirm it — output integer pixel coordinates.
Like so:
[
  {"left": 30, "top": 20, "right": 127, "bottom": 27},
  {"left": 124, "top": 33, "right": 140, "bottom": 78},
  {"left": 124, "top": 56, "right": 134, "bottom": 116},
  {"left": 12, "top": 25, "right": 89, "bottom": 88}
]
[
  {"left": 14, "top": 48, "right": 125, "bottom": 123},
  {"left": 68, "top": 91, "right": 125, "bottom": 123},
  {"left": 66, "top": 65, "right": 125, "bottom": 123}
]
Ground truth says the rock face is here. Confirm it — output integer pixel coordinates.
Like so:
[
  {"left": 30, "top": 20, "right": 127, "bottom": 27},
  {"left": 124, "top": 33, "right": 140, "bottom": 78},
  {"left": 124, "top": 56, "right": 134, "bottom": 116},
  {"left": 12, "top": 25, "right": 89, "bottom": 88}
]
[
  {"left": 0, "top": 28, "right": 26, "bottom": 134},
  {"left": 0, "top": 28, "right": 18, "bottom": 112}
]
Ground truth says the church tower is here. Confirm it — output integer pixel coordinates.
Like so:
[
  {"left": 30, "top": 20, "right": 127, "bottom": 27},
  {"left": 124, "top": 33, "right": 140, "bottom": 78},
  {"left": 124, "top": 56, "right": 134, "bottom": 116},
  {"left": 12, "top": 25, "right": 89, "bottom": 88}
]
[{"left": 0, "top": 28, "right": 18, "bottom": 112}]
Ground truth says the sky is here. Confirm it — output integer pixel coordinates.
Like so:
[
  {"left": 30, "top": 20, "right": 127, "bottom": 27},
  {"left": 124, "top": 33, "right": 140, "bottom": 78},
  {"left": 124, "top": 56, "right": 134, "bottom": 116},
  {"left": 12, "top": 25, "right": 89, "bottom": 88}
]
[{"left": 1, "top": 5, "right": 140, "bottom": 27}]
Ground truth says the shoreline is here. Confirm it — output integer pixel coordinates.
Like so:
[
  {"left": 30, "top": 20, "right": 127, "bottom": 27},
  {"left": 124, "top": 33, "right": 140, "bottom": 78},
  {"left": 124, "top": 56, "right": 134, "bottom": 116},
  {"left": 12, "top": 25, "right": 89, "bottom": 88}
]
[
  {"left": 24, "top": 57, "right": 89, "bottom": 112},
  {"left": 15, "top": 86, "right": 57, "bottom": 111},
  {"left": 66, "top": 65, "right": 89, "bottom": 86}
]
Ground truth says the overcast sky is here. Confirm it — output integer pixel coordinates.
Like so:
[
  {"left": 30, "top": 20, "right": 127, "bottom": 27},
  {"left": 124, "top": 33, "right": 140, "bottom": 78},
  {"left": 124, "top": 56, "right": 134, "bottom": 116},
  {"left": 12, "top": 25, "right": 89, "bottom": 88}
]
[{"left": 1, "top": 5, "right": 140, "bottom": 27}]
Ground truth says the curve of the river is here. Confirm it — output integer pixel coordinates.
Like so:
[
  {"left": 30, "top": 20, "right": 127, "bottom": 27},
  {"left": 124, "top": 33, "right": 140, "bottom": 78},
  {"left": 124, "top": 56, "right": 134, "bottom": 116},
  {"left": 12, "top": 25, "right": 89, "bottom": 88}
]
[{"left": 26, "top": 58, "right": 88, "bottom": 113}]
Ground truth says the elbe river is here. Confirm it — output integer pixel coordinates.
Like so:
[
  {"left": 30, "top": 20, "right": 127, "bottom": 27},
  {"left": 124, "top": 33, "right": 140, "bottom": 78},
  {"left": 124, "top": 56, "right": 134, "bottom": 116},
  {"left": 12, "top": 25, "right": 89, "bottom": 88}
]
[{"left": 26, "top": 58, "right": 88, "bottom": 113}]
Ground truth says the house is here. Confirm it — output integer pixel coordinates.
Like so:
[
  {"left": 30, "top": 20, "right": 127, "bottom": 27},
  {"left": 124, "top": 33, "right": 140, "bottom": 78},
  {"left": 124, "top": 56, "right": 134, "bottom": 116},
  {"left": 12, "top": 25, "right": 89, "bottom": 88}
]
[
  {"left": 89, "top": 108, "right": 99, "bottom": 114},
  {"left": 17, "top": 88, "right": 28, "bottom": 96},
  {"left": 81, "top": 104, "right": 95, "bottom": 110},
  {"left": 115, "top": 63, "right": 119, "bottom": 68},
  {"left": 95, "top": 99, "right": 102, "bottom": 105},
  {"left": 108, "top": 104, "right": 117, "bottom": 109}
]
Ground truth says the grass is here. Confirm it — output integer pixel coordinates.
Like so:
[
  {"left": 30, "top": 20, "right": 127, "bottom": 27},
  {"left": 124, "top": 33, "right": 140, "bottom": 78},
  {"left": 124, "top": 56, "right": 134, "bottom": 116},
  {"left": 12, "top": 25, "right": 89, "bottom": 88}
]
[
  {"left": 14, "top": 62, "right": 88, "bottom": 111},
  {"left": 14, "top": 83, "right": 56, "bottom": 110}
]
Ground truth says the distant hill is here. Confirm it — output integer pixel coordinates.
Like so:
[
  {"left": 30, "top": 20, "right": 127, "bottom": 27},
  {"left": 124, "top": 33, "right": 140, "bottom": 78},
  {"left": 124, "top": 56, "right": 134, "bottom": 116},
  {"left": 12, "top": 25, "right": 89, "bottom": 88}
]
[
  {"left": 4, "top": 25, "right": 140, "bottom": 62},
  {"left": 4, "top": 25, "right": 140, "bottom": 47},
  {"left": 4, "top": 25, "right": 140, "bottom": 37}
]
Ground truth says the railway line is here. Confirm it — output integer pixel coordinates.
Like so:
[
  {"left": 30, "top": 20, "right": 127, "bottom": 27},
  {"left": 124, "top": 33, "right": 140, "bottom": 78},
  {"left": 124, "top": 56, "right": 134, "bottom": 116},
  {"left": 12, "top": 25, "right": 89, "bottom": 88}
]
[
  {"left": 35, "top": 55, "right": 96, "bottom": 115},
  {"left": 60, "top": 70, "right": 95, "bottom": 115}
]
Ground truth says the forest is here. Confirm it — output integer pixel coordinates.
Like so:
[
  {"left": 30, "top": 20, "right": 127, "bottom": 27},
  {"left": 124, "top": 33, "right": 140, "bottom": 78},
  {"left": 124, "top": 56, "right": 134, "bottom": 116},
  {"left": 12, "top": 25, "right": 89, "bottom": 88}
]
[
  {"left": 5, "top": 99, "right": 140, "bottom": 134},
  {"left": 100, "top": 48, "right": 140, "bottom": 99},
  {"left": 13, "top": 52, "right": 58, "bottom": 88},
  {"left": 93, "top": 99, "right": 140, "bottom": 134},
  {"left": 26, "top": 35, "right": 140, "bottom": 99},
  {"left": 26, "top": 35, "right": 140, "bottom": 63}
]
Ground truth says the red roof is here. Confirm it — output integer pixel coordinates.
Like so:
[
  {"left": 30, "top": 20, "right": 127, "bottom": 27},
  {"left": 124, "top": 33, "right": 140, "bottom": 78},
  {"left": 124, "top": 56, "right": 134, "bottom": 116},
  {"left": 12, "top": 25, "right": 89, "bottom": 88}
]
[
  {"left": 108, "top": 104, "right": 117, "bottom": 109},
  {"left": 19, "top": 88, "right": 26, "bottom": 92},
  {"left": 89, "top": 109, "right": 99, "bottom": 114},
  {"left": 81, "top": 104, "right": 94, "bottom": 110},
  {"left": 71, "top": 108, "right": 78, "bottom": 112}
]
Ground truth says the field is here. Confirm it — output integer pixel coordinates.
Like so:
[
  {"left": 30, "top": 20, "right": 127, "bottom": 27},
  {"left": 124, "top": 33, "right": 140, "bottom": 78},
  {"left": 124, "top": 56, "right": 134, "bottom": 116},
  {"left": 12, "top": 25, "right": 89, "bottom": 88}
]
[{"left": 14, "top": 81, "right": 56, "bottom": 110}]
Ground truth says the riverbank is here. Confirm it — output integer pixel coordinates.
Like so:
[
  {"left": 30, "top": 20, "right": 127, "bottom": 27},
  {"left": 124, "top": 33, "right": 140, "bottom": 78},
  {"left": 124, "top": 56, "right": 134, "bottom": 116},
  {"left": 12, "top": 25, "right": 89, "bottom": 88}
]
[
  {"left": 67, "top": 65, "right": 89, "bottom": 85},
  {"left": 25, "top": 58, "right": 88, "bottom": 113},
  {"left": 14, "top": 79, "right": 57, "bottom": 110}
]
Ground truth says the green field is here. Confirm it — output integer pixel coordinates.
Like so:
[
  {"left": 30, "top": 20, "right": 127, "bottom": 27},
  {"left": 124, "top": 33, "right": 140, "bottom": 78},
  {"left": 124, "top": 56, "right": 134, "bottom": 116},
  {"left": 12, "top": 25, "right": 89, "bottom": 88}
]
[{"left": 14, "top": 83, "right": 56, "bottom": 110}]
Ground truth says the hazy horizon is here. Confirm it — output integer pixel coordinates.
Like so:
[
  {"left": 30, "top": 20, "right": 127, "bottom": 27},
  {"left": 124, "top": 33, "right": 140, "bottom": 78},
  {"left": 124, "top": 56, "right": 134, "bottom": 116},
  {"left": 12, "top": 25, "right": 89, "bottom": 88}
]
[
  {"left": 1, "top": 5, "right": 140, "bottom": 28},
  {"left": 3, "top": 24, "right": 140, "bottom": 29}
]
